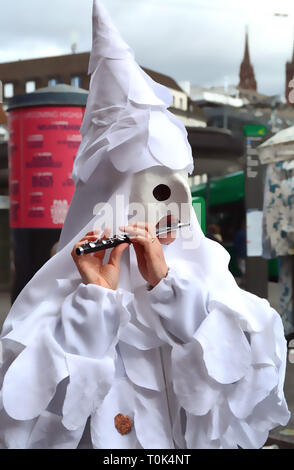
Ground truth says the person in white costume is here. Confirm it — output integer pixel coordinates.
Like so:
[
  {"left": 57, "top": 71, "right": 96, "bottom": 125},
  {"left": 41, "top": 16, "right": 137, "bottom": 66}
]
[{"left": 0, "top": 0, "right": 290, "bottom": 449}]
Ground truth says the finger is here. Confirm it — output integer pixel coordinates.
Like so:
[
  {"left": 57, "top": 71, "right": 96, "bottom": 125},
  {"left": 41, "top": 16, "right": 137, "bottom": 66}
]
[
  {"left": 103, "top": 227, "right": 112, "bottom": 239},
  {"left": 79, "top": 235, "right": 100, "bottom": 242},
  {"left": 120, "top": 223, "right": 156, "bottom": 237},
  {"left": 108, "top": 242, "right": 129, "bottom": 268},
  {"left": 72, "top": 236, "right": 98, "bottom": 252},
  {"left": 120, "top": 226, "right": 151, "bottom": 240},
  {"left": 85, "top": 230, "right": 101, "bottom": 237},
  {"left": 158, "top": 231, "right": 176, "bottom": 245},
  {"left": 72, "top": 239, "right": 89, "bottom": 255},
  {"left": 121, "top": 222, "right": 154, "bottom": 231},
  {"left": 136, "top": 222, "right": 156, "bottom": 238},
  {"left": 91, "top": 228, "right": 112, "bottom": 259},
  {"left": 129, "top": 234, "right": 156, "bottom": 248},
  {"left": 71, "top": 236, "right": 102, "bottom": 260}
]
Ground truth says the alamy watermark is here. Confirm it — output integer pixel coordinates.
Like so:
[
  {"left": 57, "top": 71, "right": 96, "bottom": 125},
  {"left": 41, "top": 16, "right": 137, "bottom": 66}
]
[{"left": 80, "top": 196, "right": 203, "bottom": 251}]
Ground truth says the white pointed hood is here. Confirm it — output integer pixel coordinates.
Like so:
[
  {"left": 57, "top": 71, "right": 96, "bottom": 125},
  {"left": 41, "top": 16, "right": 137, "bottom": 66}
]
[{"left": 72, "top": 0, "right": 194, "bottom": 184}]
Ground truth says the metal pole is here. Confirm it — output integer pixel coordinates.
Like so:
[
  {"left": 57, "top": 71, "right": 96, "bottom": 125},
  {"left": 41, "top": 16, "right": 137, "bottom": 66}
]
[{"left": 244, "top": 125, "right": 268, "bottom": 298}]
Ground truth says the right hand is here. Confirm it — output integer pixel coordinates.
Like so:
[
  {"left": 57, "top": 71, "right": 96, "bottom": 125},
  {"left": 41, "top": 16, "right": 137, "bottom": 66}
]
[
  {"left": 71, "top": 229, "right": 129, "bottom": 290},
  {"left": 119, "top": 222, "right": 170, "bottom": 288}
]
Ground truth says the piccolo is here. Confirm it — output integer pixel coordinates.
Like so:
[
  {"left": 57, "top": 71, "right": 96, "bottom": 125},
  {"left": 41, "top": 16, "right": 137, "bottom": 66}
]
[{"left": 76, "top": 222, "right": 190, "bottom": 256}]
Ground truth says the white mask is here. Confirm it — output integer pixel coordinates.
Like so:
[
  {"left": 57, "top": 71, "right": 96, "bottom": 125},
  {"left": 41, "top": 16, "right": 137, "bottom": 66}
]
[{"left": 128, "top": 166, "right": 192, "bottom": 227}]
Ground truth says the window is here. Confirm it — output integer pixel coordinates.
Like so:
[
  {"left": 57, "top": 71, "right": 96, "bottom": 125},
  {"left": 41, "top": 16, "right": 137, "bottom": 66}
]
[
  {"left": 48, "top": 78, "right": 58, "bottom": 87},
  {"left": 4, "top": 83, "right": 14, "bottom": 99},
  {"left": 71, "top": 76, "right": 81, "bottom": 88},
  {"left": 179, "top": 98, "right": 183, "bottom": 109},
  {"left": 26, "top": 81, "right": 36, "bottom": 94}
]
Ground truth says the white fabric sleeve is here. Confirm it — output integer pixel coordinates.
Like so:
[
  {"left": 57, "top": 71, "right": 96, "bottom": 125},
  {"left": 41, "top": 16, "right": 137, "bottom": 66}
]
[
  {"left": 0, "top": 280, "right": 130, "bottom": 449},
  {"left": 133, "top": 256, "right": 290, "bottom": 449},
  {"left": 143, "top": 265, "right": 207, "bottom": 344}
]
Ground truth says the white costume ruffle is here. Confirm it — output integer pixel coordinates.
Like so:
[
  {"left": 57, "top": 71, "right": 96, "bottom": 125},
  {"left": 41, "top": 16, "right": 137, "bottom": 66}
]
[{"left": 0, "top": 217, "right": 290, "bottom": 448}]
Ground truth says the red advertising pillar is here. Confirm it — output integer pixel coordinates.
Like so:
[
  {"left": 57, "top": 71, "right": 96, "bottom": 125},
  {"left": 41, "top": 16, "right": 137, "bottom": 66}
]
[{"left": 7, "top": 84, "right": 88, "bottom": 303}]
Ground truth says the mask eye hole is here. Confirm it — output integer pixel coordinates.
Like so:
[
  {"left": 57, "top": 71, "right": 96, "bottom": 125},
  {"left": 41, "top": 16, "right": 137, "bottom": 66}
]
[{"left": 153, "top": 184, "right": 171, "bottom": 202}]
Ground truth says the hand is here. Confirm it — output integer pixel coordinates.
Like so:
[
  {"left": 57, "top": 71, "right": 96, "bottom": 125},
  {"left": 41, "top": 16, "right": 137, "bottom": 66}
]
[
  {"left": 119, "top": 222, "right": 170, "bottom": 288},
  {"left": 71, "top": 229, "right": 129, "bottom": 290}
]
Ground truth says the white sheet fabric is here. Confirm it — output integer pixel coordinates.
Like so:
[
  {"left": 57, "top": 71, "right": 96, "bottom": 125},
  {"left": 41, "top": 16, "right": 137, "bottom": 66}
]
[
  {"left": 0, "top": 214, "right": 290, "bottom": 448},
  {"left": 0, "top": 0, "right": 290, "bottom": 449}
]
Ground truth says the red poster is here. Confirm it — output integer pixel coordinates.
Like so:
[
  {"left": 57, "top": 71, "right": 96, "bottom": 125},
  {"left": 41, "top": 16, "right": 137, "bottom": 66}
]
[{"left": 8, "top": 106, "right": 84, "bottom": 228}]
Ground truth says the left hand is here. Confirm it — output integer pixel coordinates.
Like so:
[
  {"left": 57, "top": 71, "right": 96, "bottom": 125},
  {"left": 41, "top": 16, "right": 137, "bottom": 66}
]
[
  {"left": 119, "top": 222, "right": 170, "bottom": 288},
  {"left": 71, "top": 228, "right": 129, "bottom": 290}
]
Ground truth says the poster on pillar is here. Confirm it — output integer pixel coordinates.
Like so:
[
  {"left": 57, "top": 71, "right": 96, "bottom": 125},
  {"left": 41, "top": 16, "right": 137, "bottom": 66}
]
[
  {"left": 8, "top": 106, "right": 84, "bottom": 229},
  {"left": 246, "top": 209, "right": 263, "bottom": 257},
  {"left": 244, "top": 124, "right": 268, "bottom": 257}
]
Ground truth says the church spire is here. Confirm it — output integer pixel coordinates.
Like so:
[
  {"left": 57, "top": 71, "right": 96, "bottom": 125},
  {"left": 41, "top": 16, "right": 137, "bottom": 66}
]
[
  {"left": 239, "top": 26, "right": 257, "bottom": 91},
  {"left": 244, "top": 25, "right": 250, "bottom": 64}
]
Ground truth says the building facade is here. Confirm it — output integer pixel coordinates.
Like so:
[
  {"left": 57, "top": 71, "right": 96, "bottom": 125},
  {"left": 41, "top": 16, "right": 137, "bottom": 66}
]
[{"left": 0, "top": 52, "right": 206, "bottom": 128}]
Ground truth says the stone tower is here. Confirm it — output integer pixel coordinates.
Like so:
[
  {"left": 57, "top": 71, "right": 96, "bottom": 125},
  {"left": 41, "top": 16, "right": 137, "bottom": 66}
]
[{"left": 239, "top": 27, "right": 257, "bottom": 91}]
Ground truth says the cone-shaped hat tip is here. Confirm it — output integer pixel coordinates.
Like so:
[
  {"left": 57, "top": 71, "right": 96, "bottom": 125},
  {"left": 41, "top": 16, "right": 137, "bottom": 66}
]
[
  {"left": 92, "top": 0, "right": 117, "bottom": 31},
  {"left": 89, "top": 0, "right": 132, "bottom": 69}
]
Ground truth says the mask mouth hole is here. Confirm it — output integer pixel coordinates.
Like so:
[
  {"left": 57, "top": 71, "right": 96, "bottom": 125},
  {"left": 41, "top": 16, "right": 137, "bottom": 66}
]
[
  {"left": 156, "top": 214, "right": 179, "bottom": 244},
  {"left": 156, "top": 214, "right": 179, "bottom": 229}
]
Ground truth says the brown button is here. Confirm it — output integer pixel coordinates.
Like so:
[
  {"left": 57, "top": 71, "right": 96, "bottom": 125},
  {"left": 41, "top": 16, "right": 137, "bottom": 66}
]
[{"left": 114, "top": 414, "right": 133, "bottom": 435}]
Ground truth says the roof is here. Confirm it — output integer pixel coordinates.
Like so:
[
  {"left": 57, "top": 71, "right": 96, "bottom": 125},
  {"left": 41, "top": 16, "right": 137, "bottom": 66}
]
[
  {"left": 0, "top": 52, "right": 185, "bottom": 94},
  {"left": 142, "top": 67, "right": 184, "bottom": 93}
]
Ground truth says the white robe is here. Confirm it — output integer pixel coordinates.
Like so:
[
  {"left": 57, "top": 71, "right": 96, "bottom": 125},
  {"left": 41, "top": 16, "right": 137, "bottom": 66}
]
[{"left": 0, "top": 212, "right": 290, "bottom": 449}]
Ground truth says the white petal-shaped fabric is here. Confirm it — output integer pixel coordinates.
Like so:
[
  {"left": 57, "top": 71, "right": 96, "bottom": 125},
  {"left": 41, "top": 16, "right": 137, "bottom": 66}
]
[
  {"left": 59, "top": 283, "right": 124, "bottom": 358},
  {"left": 133, "top": 385, "right": 175, "bottom": 449},
  {"left": 128, "top": 64, "right": 172, "bottom": 106},
  {"left": 140, "top": 266, "right": 208, "bottom": 344},
  {"left": 207, "top": 400, "right": 232, "bottom": 441},
  {"left": 194, "top": 309, "right": 251, "bottom": 384},
  {"left": 172, "top": 341, "right": 222, "bottom": 416},
  {"left": 185, "top": 414, "right": 221, "bottom": 449},
  {"left": 246, "top": 392, "right": 290, "bottom": 433},
  {"left": 62, "top": 353, "right": 115, "bottom": 431},
  {"left": 2, "top": 326, "right": 68, "bottom": 421},
  {"left": 119, "top": 342, "right": 165, "bottom": 392},
  {"left": 26, "top": 411, "right": 85, "bottom": 449},
  {"left": 119, "top": 316, "right": 164, "bottom": 350},
  {"left": 227, "top": 366, "right": 279, "bottom": 420},
  {"left": 0, "top": 393, "right": 37, "bottom": 449},
  {"left": 148, "top": 110, "right": 193, "bottom": 171},
  {"left": 227, "top": 419, "right": 269, "bottom": 450}
]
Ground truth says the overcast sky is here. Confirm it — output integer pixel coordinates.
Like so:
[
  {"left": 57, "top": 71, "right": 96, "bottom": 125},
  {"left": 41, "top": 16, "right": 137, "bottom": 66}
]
[{"left": 1, "top": 0, "right": 294, "bottom": 97}]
